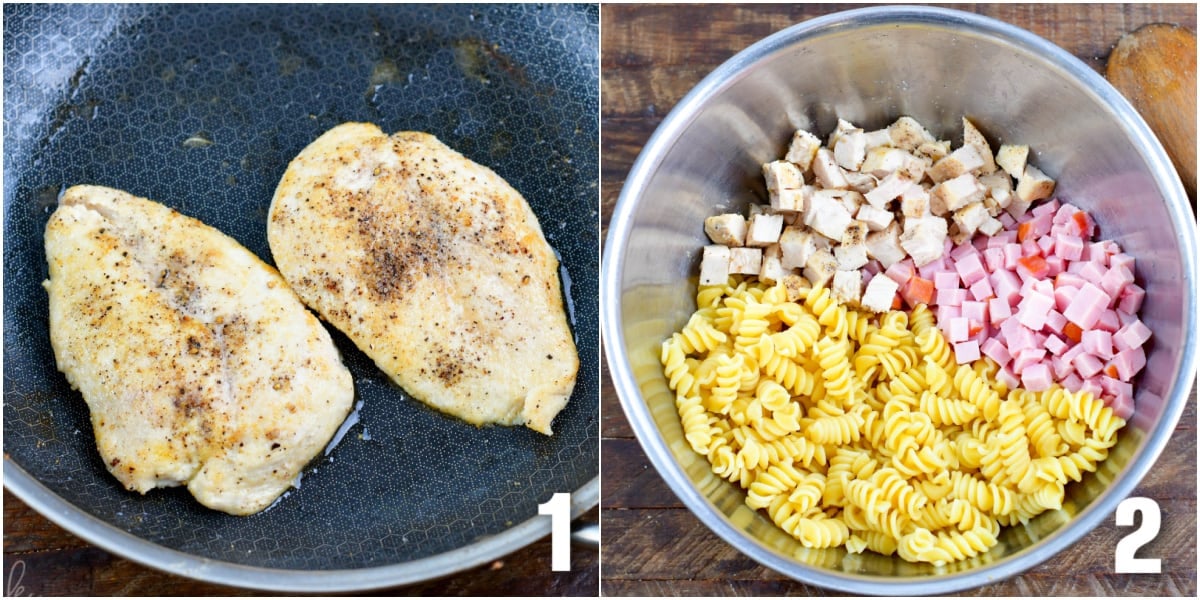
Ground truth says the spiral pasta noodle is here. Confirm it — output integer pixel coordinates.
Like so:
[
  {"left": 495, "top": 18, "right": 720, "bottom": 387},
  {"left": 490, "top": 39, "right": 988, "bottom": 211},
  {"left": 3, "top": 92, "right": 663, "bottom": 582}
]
[{"left": 662, "top": 279, "right": 1127, "bottom": 565}]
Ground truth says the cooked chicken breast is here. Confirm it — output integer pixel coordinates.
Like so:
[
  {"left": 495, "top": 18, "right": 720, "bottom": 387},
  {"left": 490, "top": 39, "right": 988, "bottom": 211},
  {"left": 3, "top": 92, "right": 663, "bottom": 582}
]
[
  {"left": 44, "top": 185, "right": 354, "bottom": 515},
  {"left": 267, "top": 123, "right": 577, "bottom": 434}
]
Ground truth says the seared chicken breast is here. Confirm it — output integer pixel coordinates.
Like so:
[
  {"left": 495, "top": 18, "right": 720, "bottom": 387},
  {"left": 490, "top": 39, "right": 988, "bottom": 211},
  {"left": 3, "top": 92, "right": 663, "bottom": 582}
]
[
  {"left": 44, "top": 185, "right": 354, "bottom": 515},
  {"left": 268, "top": 123, "right": 577, "bottom": 434}
]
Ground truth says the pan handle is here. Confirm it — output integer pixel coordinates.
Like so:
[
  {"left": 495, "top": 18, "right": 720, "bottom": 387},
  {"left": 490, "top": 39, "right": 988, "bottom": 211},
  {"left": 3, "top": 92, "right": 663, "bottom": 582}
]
[{"left": 570, "top": 521, "right": 599, "bottom": 549}]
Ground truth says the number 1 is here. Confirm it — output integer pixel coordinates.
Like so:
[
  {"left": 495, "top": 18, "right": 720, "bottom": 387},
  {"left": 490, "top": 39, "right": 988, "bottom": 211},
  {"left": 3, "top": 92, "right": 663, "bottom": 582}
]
[{"left": 538, "top": 492, "right": 571, "bottom": 571}]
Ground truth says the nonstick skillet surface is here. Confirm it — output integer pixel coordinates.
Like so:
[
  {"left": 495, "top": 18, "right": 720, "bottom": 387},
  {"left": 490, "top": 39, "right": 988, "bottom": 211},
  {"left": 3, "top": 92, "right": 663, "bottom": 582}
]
[{"left": 3, "top": 3, "right": 598, "bottom": 588}]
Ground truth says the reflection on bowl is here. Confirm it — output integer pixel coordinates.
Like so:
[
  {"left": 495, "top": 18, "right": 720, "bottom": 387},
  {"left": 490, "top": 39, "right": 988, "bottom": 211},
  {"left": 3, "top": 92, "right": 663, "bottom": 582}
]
[{"left": 602, "top": 6, "right": 1196, "bottom": 594}]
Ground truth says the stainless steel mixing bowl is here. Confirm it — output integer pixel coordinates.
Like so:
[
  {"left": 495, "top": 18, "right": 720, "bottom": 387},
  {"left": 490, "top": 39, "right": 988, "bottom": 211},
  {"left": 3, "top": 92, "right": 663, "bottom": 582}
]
[{"left": 601, "top": 6, "right": 1197, "bottom": 594}]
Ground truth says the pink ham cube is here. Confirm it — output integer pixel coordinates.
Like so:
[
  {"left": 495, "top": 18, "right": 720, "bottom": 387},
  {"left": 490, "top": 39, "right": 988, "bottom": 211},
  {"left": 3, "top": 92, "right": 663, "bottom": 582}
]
[
  {"left": 1073, "top": 352, "right": 1105, "bottom": 378},
  {"left": 1021, "top": 363, "right": 1053, "bottom": 392},
  {"left": 955, "top": 254, "right": 987, "bottom": 285},
  {"left": 954, "top": 340, "right": 981, "bottom": 364},
  {"left": 1062, "top": 283, "right": 1112, "bottom": 329},
  {"left": 1118, "top": 284, "right": 1145, "bottom": 315},
  {"left": 981, "top": 338, "right": 1011, "bottom": 366},
  {"left": 1044, "top": 333, "right": 1068, "bottom": 355},
  {"left": 1053, "top": 234, "right": 1084, "bottom": 261},
  {"left": 989, "top": 298, "right": 1012, "bottom": 325},
  {"left": 1016, "top": 291, "right": 1055, "bottom": 330},
  {"left": 1114, "top": 319, "right": 1152, "bottom": 352},
  {"left": 949, "top": 316, "right": 970, "bottom": 343},
  {"left": 1112, "top": 347, "right": 1147, "bottom": 381},
  {"left": 1081, "top": 329, "right": 1113, "bottom": 359}
]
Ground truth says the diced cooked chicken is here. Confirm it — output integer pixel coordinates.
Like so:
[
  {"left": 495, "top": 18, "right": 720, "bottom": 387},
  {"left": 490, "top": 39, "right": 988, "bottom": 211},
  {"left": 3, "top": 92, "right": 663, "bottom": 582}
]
[
  {"left": 844, "top": 171, "right": 878, "bottom": 195},
  {"left": 916, "top": 140, "right": 952, "bottom": 163},
  {"left": 803, "top": 190, "right": 853, "bottom": 240},
  {"left": 781, "top": 273, "right": 809, "bottom": 302},
  {"left": 786, "top": 129, "right": 822, "bottom": 170},
  {"left": 729, "top": 247, "right": 763, "bottom": 274},
  {"left": 811, "top": 148, "right": 849, "bottom": 189},
  {"left": 863, "top": 128, "right": 893, "bottom": 150},
  {"left": 803, "top": 248, "right": 838, "bottom": 288},
  {"left": 771, "top": 187, "right": 807, "bottom": 213},
  {"left": 764, "top": 160, "right": 804, "bottom": 191},
  {"left": 930, "top": 173, "right": 986, "bottom": 216},
  {"left": 929, "top": 144, "right": 986, "bottom": 183},
  {"left": 779, "top": 226, "right": 816, "bottom": 270},
  {"left": 746, "top": 213, "right": 785, "bottom": 247},
  {"left": 861, "top": 273, "right": 900, "bottom": 313},
  {"left": 834, "top": 128, "right": 867, "bottom": 171},
  {"left": 900, "top": 183, "right": 931, "bottom": 218},
  {"left": 961, "top": 117, "right": 997, "bottom": 174},
  {"left": 889, "top": 116, "right": 937, "bottom": 151},
  {"left": 760, "top": 244, "right": 785, "bottom": 284},
  {"left": 835, "top": 243, "right": 869, "bottom": 271},
  {"left": 865, "top": 221, "right": 907, "bottom": 268},
  {"left": 1016, "top": 164, "right": 1056, "bottom": 203},
  {"left": 827, "top": 118, "right": 858, "bottom": 146},
  {"left": 899, "top": 216, "right": 948, "bottom": 267},
  {"left": 836, "top": 190, "right": 865, "bottom": 216},
  {"left": 861, "top": 146, "right": 908, "bottom": 177},
  {"left": 699, "top": 245, "right": 731, "bottom": 286},
  {"left": 864, "top": 171, "right": 912, "bottom": 208},
  {"left": 704, "top": 213, "right": 747, "bottom": 246},
  {"left": 979, "top": 172, "right": 1014, "bottom": 209},
  {"left": 996, "top": 144, "right": 1029, "bottom": 179},
  {"left": 856, "top": 203, "right": 894, "bottom": 231},
  {"left": 951, "top": 201, "right": 990, "bottom": 237},
  {"left": 842, "top": 220, "right": 868, "bottom": 247},
  {"left": 831, "top": 269, "right": 863, "bottom": 304},
  {"left": 835, "top": 221, "right": 870, "bottom": 270},
  {"left": 977, "top": 213, "right": 1004, "bottom": 236}
]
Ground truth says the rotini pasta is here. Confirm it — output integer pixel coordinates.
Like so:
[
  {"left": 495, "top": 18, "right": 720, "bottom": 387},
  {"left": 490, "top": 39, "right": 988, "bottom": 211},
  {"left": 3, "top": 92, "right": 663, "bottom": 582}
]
[{"left": 663, "top": 280, "right": 1126, "bottom": 565}]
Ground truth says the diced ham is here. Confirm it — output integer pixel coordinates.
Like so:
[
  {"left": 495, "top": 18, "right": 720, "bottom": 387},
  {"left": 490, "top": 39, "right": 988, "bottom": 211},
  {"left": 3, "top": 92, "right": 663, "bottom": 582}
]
[
  {"left": 1062, "top": 282, "right": 1111, "bottom": 330},
  {"left": 1081, "top": 329, "right": 1113, "bottom": 359},
  {"left": 1016, "top": 291, "right": 1054, "bottom": 330},
  {"left": 1021, "top": 363, "right": 1053, "bottom": 392},
  {"left": 1096, "top": 309, "right": 1121, "bottom": 333},
  {"left": 969, "top": 276, "right": 994, "bottom": 302},
  {"left": 1114, "top": 319, "right": 1152, "bottom": 352},
  {"left": 1111, "top": 347, "right": 1146, "bottom": 381},
  {"left": 988, "top": 297, "right": 1011, "bottom": 325},
  {"left": 954, "top": 340, "right": 981, "bottom": 364},
  {"left": 961, "top": 300, "right": 987, "bottom": 325},
  {"left": 937, "top": 288, "right": 968, "bottom": 307},
  {"left": 1045, "top": 334, "right": 1068, "bottom": 356},
  {"left": 1044, "top": 309, "right": 1067, "bottom": 334},
  {"left": 1072, "top": 352, "right": 1104, "bottom": 378},
  {"left": 981, "top": 338, "right": 1011, "bottom": 366},
  {"left": 1050, "top": 355, "right": 1073, "bottom": 380},
  {"left": 934, "top": 271, "right": 961, "bottom": 291},
  {"left": 1099, "top": 265, "right": 1134, "bottom": 299},
  {"left": 1013, "top": 347, "right": 1047, "bottom": 375},
  {"left": 954, "top": 253, "right": 988, "bottom": 286},
  {"left": 1110, "top": 393, "right": 1134, "bottom": 420},
  {"left": 885, "top": 260, "right": 916, "bottom": 286},
  {"left": 1062, "top": 372, "right": 1083, "bottom": 393}
]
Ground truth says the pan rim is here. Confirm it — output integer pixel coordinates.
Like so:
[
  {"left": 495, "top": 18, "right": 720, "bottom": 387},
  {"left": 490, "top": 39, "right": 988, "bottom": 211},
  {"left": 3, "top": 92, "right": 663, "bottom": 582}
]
[{"left": 4, "top": 459, "right": 599, "bottom": 592}]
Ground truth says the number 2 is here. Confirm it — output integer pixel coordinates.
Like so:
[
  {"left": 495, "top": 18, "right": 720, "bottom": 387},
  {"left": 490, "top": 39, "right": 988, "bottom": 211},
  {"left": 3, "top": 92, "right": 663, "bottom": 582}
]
[
  {"left": 1114, "top": 496, "right": 1161, "bottom": 574},
  {"left": 538, "top": 492, "right": 571, "bottom": 571}
]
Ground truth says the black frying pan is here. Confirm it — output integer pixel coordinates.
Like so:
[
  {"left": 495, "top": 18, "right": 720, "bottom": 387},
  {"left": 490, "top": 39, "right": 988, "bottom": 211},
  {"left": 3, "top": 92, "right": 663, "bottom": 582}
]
[{"left": 3, "top": 3, "right": 598, "bottom": 591}]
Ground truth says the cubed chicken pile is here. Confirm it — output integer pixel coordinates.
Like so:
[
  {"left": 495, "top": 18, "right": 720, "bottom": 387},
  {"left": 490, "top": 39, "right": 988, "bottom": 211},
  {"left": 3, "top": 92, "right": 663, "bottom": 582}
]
[
  {"left": 882, "top": 198, "right": 1148, "bottom": 419},
  {"left": 699, "top": 116, "right": 1056, "bottom": 313}
]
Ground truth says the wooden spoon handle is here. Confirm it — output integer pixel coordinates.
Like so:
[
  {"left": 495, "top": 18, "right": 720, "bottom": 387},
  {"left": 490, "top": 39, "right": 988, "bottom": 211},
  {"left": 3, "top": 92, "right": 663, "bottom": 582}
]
[{"left": 1106, "top": 23, "right": 1197, "bottom": 201}]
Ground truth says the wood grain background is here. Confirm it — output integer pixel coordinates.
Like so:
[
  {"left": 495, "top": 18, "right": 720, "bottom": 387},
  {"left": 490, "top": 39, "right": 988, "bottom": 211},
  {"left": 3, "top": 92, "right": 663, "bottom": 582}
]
[{"left": 600, "top": 3, "right": 1197, "bottom": 596}]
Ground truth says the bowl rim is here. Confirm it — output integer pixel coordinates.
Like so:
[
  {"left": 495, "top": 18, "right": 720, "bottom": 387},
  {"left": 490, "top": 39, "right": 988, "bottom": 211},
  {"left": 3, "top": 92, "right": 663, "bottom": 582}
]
[{"left": 601, "top": 4, "right": 1197, "bottom": 595}]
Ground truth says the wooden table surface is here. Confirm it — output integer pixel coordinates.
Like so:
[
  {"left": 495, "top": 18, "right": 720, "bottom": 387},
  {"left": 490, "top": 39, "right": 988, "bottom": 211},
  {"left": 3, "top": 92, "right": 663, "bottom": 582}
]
[{"left": 600, "top": 3, "right": 1197, "bottom": 596}]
